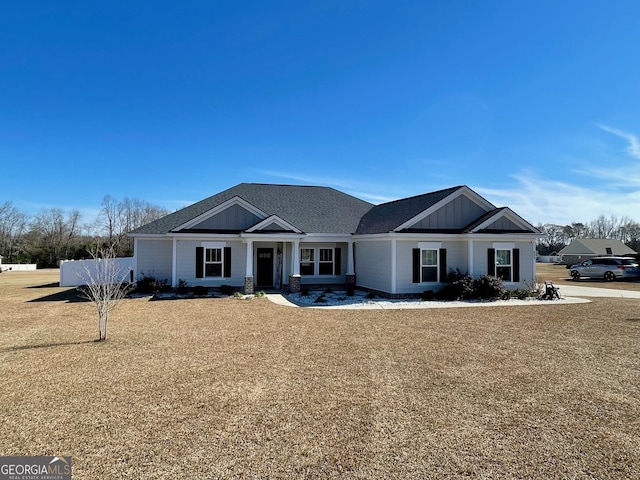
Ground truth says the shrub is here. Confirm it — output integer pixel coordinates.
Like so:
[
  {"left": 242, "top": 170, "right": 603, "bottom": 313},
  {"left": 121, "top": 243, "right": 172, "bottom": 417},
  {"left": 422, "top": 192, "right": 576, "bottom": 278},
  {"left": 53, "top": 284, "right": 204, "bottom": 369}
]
[
  {"left": 135, "top": 275, "right": 168, "bottom": 295},
  {"left": 472, "top": 275, "right": 506, "bottom": 300},
  {"left": 219, "top": 284, "right": 235, "bottom": 296},
  {"left": 301, "top": 287, "right": 310, "bottom": 296},
  {"left": 420, "top": 290, "right": 435, "bottom": 301},
  {"left": 176, "top": 279, "right": 189, "bottom": 294},
  {"left": 366, "top": 291, "right": 376, "bottom": 299},
  {"left": 324, "top": 287, "right": 333, "bottom": 294},
  {"left": 193, "top": 285, "right": 210, "bottom": 297},
  {"left": 434, "top": 269, "right": 474, "bottom": 301},
  {"left": 346, "top": 284, "right": 355, "bottom": 296},
  {"left": 255, "top": 291, "right": 266, "bottom": 298}
]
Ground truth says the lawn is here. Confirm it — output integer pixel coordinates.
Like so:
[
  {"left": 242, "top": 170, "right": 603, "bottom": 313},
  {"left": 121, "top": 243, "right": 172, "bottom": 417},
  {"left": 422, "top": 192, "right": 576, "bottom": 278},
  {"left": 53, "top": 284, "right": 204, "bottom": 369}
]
[{"left": 1, "top": 269, "right": 639, "bottom": 479}]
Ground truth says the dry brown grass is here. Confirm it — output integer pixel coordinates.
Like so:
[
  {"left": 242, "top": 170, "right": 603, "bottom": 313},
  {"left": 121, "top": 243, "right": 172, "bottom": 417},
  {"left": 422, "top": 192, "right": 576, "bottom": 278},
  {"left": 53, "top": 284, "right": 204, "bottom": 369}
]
[{"left": 1, "top": 269, "right": 639, "bottom": 479}]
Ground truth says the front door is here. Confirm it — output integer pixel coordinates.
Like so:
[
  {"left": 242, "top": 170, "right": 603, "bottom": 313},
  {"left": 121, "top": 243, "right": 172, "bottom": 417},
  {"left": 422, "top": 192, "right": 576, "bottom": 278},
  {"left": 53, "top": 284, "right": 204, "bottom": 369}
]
[{"left": 256, "top": 248, "right": 274, "bottom": 288}]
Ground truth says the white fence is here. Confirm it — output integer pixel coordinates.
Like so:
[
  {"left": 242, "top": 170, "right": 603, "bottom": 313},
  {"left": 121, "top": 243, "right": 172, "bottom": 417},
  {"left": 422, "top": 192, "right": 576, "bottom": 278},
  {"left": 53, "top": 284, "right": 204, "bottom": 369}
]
[
  {"left": 60, "top": 258, "right": 135, "bottom": 287},
  {"left": 0, "top": 263, "right": 37, "bottom": 272}
]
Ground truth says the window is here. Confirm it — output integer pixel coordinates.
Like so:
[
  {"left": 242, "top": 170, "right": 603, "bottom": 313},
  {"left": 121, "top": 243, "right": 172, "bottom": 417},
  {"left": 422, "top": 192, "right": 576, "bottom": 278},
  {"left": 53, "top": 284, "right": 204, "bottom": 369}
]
[
  {"left": 300, "top": 248, "right": 315, "bottom": 275},
  {"left": 300, "top": 247, "right": 339, "bottom": 276},
  {"left": 421, "top": 249, "right": 439, "bottom": 282},
  {"left": 205, "top": 248, "right": 223, "bottom": 277},
  {"left": 496, "top": 249, "right": 512, "bottom": 281},
  {"left": 319, "top": 248, "right": 334, "bottom": 275}
]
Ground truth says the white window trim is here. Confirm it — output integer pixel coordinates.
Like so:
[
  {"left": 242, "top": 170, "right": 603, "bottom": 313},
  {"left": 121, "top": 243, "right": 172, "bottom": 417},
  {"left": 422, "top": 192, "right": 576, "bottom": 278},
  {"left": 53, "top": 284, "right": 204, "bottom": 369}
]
[
  {"left": 493, "top": 242, "right": 514, "bottom": 283},
  {"left": 202, "top": 241, "right": 227, "bottom": 278},
  {"left": 419, "top": 247, "right": 440, "bottom": 283},
  {"left": 299, "top": 245, "right": 338, "bottom": 276}
]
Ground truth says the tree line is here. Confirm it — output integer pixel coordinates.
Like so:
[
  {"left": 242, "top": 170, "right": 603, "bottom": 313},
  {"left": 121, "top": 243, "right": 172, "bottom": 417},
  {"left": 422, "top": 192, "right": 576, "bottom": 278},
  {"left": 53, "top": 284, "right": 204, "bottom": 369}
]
[
  {"left": 537, "top": 215, "right": 640, "bottom": 255},
  {"left": 0, "top": 196, "right": 169, "bottom": 268}
]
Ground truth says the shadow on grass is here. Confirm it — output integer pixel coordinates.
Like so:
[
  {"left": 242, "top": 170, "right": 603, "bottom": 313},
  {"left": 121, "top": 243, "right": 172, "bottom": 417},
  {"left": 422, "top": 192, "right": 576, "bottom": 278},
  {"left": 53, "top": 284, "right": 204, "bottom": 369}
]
[
  {"left": 27, "top": 288, "right": 90, "bottom": 303},
  {"left": 27, "top": 282, "right": 61, "bottom": 288},
  {"left": 1, "top": 339, "right": 97, "bottom": 353}
]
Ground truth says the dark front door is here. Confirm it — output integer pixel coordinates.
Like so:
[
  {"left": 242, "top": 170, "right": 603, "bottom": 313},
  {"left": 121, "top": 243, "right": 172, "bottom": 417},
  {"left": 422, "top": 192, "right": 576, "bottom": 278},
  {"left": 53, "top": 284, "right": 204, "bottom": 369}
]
[{"left": 256, "top": 248, "right": 274, "bottom": 288}]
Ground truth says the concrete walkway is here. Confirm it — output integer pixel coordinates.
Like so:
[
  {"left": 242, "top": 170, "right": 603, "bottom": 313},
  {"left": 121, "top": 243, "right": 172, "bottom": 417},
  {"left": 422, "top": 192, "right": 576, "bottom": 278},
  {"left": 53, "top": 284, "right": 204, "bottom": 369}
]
[
  {"left": 266, "top": 283, "right": 640, "bottom": 309},
  {"left": 555, "top": 283, "right": 640, "bottom": 298}
]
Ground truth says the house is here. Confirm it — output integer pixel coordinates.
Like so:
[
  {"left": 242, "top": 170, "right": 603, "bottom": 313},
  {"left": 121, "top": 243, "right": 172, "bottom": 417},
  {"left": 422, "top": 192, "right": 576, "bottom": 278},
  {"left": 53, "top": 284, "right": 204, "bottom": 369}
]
[
  {"left": 558, "top": 238, "right": 637, "bottom": 266},
  {"left": 129, "top": 183, "right": 541, "bottom": 296}
]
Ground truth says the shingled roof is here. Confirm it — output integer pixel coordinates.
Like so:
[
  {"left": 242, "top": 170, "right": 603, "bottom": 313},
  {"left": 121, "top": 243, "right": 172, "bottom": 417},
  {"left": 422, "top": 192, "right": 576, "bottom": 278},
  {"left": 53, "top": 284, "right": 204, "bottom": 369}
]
[
  {"left": 355, "top": 186, "right": 462, "bottom": 234},
  {"left": 129, "top": 183, "right": 374, "bottom": 235}
]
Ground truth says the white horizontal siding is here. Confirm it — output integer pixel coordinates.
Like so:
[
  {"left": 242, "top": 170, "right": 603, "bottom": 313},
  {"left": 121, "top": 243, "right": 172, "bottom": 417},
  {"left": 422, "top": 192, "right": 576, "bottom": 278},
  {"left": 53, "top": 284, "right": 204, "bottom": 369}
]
[
  {"left": 355, "top": 240, "right": 392, "bottom": 292},
  {"left": 176, "top": 239, "right": 246, "bottom": 286},
  {"left": 136, "top": 239, "right": 173, "bottom": 283}
]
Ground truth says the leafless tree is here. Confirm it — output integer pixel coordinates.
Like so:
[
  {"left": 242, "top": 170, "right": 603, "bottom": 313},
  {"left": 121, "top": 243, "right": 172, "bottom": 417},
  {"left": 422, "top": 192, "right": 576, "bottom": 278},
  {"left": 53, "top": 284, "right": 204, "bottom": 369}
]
[{"left": 78, "top": 245, "right": 133, "bottom": 341}]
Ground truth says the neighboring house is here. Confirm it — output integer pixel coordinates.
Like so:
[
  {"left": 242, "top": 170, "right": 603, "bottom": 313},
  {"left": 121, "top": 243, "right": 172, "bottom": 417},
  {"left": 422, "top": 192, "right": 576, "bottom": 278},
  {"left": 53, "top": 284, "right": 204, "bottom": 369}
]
[
  {"left": 129, "top": 183, "right": 541, "bottom": 296},
  {"left": 558, "top": 238, "right": 637, "bottom": 266}
]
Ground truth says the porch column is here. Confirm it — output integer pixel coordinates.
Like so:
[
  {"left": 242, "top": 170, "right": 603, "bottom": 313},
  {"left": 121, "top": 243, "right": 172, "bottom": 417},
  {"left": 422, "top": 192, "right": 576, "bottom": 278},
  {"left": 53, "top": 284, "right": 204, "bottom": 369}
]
[
  {"left": 171, "top": 238, "right": 178, "bottom": 287},
  {"left": 345, "top": 240, "right": 356, "bottom": 290},
  {"left": 245, "top": 240, "right": 254, "bottom": 294},
  {"left": 390, "top": 238, "right": 397, "bottom": 294},
  {"left": 468, "top": 240, "right": 474, "bottom": 278},
  {"left": 289, "top": 239, "right": 301, "bottom": 293}
]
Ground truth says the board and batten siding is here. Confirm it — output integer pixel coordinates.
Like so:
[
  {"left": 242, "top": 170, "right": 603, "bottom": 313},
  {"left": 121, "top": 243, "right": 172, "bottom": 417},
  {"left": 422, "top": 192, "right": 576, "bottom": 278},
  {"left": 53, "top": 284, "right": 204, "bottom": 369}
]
[
  {"left": 191, "top": 204, "right": 261, "bottom": 231},
  {"left": 354, "top": 240, "right": 393, "bottom": 292},
  {"left": 409, "top": 194, "right": 488, "bottom": 230},
  {"left": 135, "top": 239, "right": 173, "bottom": 283},
  {"left": 176, "top": 239, "right": 246, "bottom": 286}
]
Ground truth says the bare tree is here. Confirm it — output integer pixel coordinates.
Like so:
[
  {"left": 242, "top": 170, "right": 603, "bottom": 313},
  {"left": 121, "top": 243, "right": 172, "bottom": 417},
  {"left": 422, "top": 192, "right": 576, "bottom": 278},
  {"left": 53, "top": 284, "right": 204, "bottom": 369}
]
[{"left": 78, "top": 245, "right": 133, "bottom": 341}]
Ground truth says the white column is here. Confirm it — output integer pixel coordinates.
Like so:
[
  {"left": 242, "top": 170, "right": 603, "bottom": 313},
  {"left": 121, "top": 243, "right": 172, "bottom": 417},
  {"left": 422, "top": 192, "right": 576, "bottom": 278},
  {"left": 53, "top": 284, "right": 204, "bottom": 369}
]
[
  {"left": 468, "top": 240, "right": 474, "bottom": 278},
  {"left": 347, "top": 240, "right": 355, "bottom": 275},
  {"left": 292, "top": 239, "right": 300, "bottom": 276},
  {"left": 391, "top": 238, "right": 397, "bottom": 294},
  {"left": 245, "top": 239, "right": 253, "bottom": 277},
  {"left": 171, "top": 238, "right": 178, "bottom": 287}
]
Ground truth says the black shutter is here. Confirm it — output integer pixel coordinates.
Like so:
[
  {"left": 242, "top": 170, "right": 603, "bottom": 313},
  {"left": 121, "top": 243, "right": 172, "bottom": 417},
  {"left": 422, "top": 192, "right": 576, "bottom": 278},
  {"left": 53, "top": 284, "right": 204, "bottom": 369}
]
[
  {"left": 224, "top": 247, "right": 231, "bottom": 278},
  {"left": 439, "top": 248, "right": 447, "bottom": 282},
  {"left": 513, "top": 248, "right": 520, "bottom": 282},
  {"left": 196, "top": 247, "right": 204, "bottom": 279},
  {"left": 334, "top": 247, "right": 342, "bottom": 275},
  {"left": 487, "top": 248, "right": 496, "bottom": 276},
  {"left": 412, "top": 248, "right": 421, "bottom": 283}
]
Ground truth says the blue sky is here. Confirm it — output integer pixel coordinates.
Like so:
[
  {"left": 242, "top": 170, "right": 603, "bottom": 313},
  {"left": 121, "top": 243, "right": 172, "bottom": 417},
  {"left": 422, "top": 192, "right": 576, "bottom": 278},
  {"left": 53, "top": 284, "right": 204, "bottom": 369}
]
[{"left": 3, "top": 1, "right": 640, "bottom": 226}]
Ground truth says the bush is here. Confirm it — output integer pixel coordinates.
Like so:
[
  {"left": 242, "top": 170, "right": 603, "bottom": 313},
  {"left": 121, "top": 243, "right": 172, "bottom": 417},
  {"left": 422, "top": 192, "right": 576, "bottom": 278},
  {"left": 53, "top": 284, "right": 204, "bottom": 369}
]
[
  {"left": 366, "top": 291, "right": 376, "bottom": 299},
  {"left": 346, "top": 284, "right": 355, "bottom": 296},
  {"left": 435, "top": 269, "right": 475, "bottom": 300},
  {"left": 193, "top": 285, "right": 210, "bottom": 297},
  {"left": 255, "top": 291, "right": 266, "bottom": 298},
  {"left": 472, "top": 275, "right": 506, "bottom": 300},
  {"left": 135, "top": 275, "right": 168, "bottom": 294},
  {"left": 420, "top": 289, "right": 435, "bottom": 301},
  {"left": 176, "top": 279, "right": 189, "bottom": 294},
  {"left": 301, "top": 287, "right": 310, "bottom": 296},
  {"left": 219, "top": 284, "right": 235, "bottom": 296}
]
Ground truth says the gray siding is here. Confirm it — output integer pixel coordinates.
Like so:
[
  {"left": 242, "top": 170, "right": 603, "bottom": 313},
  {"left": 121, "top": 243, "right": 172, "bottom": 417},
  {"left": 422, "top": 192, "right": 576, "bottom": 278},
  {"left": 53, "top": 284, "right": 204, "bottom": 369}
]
[
  {"left": 176, "top": 239, "right": 246, "bottom": 286},
  {"left": 409, "top": 194, "right": 488, "bottom": 230},
  {"left": 355, "top": 240, "right": 392, "bottom": 292},
  {"left": 395, "top": 240, "right": 469, "bottom": 294},
  {"left": 480, "top": 217, "right": 522, "bottom": 231},
  {"left": 191, "top": 204, "right": 262, "bottom": 231},
  {"left": 136, "top": 239, "right": 173, "bottom": 283}
]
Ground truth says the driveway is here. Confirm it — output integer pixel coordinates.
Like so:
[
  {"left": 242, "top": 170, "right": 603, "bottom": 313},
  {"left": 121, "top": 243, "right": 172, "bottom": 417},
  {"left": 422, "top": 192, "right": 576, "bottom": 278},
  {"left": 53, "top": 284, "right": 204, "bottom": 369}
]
[{"left": 557, "top": 283, "right": 640, "bottom": 299}]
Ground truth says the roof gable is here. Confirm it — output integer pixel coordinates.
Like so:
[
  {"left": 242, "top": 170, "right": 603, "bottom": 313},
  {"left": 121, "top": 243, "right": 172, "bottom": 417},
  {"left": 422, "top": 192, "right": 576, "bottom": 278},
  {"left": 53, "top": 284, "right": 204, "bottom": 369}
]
[
  {"left": 464, "top": 207, "right": 541, "bottom": 234},
  {"left": 129, "top": 183, "right": 373, "bottom": 235},
  {"left": 176, "top": 196, "right": 266, "bottom": 232},
  {"left": 356, "top": 186, "right": 497, "bottom": 234},
  {"left": 558, "top": 238, "right": 637, "bottom": 256}
]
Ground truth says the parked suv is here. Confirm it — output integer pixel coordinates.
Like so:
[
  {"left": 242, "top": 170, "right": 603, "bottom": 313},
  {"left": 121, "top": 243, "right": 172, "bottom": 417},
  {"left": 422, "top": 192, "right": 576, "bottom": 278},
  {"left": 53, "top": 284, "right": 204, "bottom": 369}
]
[{"left": 569, "top": 256, "right": 640, "bottom": 281}]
